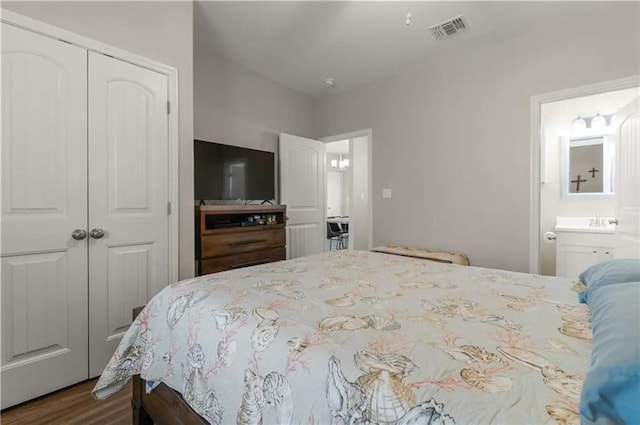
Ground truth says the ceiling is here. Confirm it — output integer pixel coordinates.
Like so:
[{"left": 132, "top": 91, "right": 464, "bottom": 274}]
[{"left": 194, "top": 1, "right": 615, "bottom": 98}]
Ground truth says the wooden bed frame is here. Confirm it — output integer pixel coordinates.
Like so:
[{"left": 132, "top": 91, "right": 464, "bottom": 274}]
[
  {"left": 131, "top": 307, "right": 207, "bottom": 425},
  {"left": 131, "top": 375, "right": 207, "bottom": 425}
]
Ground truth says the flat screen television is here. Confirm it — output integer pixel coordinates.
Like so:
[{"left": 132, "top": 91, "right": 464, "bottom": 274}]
[{"left": 194, "top": 140, "right": 275, "bottom": 201}]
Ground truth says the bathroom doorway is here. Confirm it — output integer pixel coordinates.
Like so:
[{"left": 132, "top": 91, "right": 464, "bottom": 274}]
[{"left": 535, "top": 84, "right": 639, "bottom": 277}]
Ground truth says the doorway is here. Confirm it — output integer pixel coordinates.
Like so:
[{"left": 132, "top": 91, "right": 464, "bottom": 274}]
[
  {"left": 321, "top": 129, "right": 373, "bottom": 252},
  {"left": 530, "top": 77, "right": 640, "bottom": 276},
  {"left": 325, "top": 139, "right": 350, "bottom": 250}
]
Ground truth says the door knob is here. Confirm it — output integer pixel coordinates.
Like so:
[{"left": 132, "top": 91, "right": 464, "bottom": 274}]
[
  {"left": 71, "top": 229, "right": 87, "bottom": 240},
  {"left": 89, "top": 228, "right": 105, "bottom": 239},
  {"left": 608, "top": 218, "right": 619, "bottom": 225}
]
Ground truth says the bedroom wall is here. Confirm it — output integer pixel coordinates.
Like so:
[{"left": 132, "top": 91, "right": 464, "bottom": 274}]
[
  {"left": 314, "top": 2, "right": 640, "bottom": 272},
  {"left": 3, "top": 1, "right": 196, "bottom": 278},
  {"left": 194, "top": 51, "right": 315, "bottom": 153}
]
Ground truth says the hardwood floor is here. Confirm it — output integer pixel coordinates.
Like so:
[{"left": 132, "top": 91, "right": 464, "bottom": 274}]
[{"left": 1, "top": 379, "right": 131, "bottom": 425}]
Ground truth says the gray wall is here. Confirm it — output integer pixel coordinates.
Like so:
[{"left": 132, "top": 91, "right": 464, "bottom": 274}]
[
  {"left": 4, "top": 1, "right": 195, "bottom": 278},
  {"left": 314, "top": 3, "right": 640, "bottom": 272},
  {"left": 194, "top": 51, "right": 315, "bottom": 153}
]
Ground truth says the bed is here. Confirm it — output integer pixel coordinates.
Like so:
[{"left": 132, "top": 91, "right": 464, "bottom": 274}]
[{"left": 93, "top": 250, "right": 591, "bottom": 425}]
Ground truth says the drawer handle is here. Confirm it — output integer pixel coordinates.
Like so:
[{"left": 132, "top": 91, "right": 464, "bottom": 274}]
[
  {"left": 229, "top": 239, "right": 268, "bottom": 246},
  {"left": 231, "top": 259, "right": 271, "bottom": 269}
]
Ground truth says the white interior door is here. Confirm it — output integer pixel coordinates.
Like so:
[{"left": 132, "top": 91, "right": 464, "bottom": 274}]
[
  {"left": 88, "top": 52, "right": 170, "bottom": 377},
  {"left": 1, "top": 24, "right": 89, "bottom": 408},
  {"left": 349, "top": 136, "right": 372, "bottom": 250},
  {"left": 613, "top": 96, "right": 640, "bottom": 258},
  {"left": 279, "top": 133, "right": 326, "bottom": 258}
]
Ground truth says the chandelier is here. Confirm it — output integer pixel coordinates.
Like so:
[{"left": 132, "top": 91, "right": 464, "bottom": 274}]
[{"left": 330, "top": 154, "right": 349, "bottom": 171}]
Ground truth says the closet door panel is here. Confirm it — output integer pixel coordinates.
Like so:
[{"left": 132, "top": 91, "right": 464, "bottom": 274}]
[
  {"left": 0, "top": 23, "right": 88, "bottom": 408},
  {"left": 88, "top": 52, "right": 169, "bottom": 377}
]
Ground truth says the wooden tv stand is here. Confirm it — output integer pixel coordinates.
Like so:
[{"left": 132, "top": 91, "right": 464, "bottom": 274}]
[{"left": 195, "top": 205, "right": 287, "bottom": 276}]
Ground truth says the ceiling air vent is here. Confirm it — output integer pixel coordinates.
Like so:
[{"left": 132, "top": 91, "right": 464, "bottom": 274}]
[{"left": 429, "top": 15, "right": 468, "bottom": 40}]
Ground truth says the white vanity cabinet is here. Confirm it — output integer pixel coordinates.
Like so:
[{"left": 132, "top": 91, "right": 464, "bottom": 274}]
[{"left": 555, "top": 230, "right": 614, "bottom": 279}]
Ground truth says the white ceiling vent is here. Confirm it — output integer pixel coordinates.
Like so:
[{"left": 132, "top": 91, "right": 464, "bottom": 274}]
[{"left": 429, "top": 15, "right": 468, "bottom": 40}]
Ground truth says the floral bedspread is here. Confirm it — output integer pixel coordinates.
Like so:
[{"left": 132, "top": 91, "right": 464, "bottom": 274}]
[{"left": 93, "top": 250, "right": 591, "bottom": 425}]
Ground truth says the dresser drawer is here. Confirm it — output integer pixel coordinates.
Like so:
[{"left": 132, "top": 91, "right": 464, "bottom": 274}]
[
  {"left": 199, "top": 247, "right": 286, "bottom": 275},
  {"left": 201, "top": 228, "right": 285, "bottom": 258}
]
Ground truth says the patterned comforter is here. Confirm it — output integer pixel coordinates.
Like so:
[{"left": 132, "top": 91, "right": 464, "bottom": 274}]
[{"left": 93, "top": 250, "right": 591, "bottom": 425}]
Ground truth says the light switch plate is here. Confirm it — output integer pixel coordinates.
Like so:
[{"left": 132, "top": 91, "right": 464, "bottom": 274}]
[{"left": 382, "top": 189, "right": 392, "bottom": 199}]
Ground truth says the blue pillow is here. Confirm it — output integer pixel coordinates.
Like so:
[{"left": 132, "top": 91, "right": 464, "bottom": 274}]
[
  {"left": 578, "top": 259, "right": 640, "bottom": 305},
  {"left": 579, "top": 281, "right": 640, "bottom": 425},
  {"left": 579, "top": 259, "right": 640, "bottom": 288}
]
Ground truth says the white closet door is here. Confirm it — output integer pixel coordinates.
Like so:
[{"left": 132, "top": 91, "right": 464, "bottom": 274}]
[
  {"left": 1, "top": 24, "right": 88, "bottom": 408},
  {"left": 88, "top": 52, "right": 170, "bottom": 377}
]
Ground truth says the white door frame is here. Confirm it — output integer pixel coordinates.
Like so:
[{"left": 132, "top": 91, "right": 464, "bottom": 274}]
[
  {"left": 1, "top": 9, "right": 180, "bottom": 283},
  {"left": 321, "top": 129, "right": 373, "bottom": 250},
  {"left": 529, "top": 75, "right": 640, "bottom": 274}
]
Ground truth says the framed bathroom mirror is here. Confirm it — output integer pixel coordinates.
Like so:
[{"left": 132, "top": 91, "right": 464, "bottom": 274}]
[{"left": 560, "top": 134, "right": 614, "bottom": 199}]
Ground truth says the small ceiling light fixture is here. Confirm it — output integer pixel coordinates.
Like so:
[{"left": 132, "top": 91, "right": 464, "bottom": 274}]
[
  {"left": 572, "top": 115, "right": 587, "bottom": 132},
  {"left": 591, "top": 111, "right": 606, "bottom": 130},
  {"left": 405, "top": 0, "right": 412, "bottom": 26},
  {"left": 324, "top": 78, "right": 335, "bottom": 88}
]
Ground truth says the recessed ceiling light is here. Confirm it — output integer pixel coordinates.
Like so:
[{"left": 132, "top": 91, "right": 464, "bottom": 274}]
[{"left": 324, "top": 78, "right": 335, "bottom": 88}]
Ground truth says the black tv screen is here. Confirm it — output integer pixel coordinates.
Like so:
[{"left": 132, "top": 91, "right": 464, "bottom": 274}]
[{"left": 194, "top": 140, "right": 275, "bottom": 201}]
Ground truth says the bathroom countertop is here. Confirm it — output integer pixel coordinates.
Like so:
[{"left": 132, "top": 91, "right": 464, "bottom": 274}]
[{"left": 554, "top": 217, "right": 615, "bottom": 234}]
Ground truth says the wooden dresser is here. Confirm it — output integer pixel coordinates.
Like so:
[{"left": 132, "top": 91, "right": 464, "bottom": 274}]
[{"left": 195, "top": 205, "right": 287, "bottom": 275}]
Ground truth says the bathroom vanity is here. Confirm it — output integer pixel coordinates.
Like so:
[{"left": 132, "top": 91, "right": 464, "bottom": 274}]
[{"left": 554, "top": 217, "right": 615, "bottom": 279}]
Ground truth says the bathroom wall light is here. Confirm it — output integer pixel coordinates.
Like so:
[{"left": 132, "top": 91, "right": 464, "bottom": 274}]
[
  {"left": 591, "top": 112, "right": 606, "bottom": 130},
  {"left": 571, "top": 112, "right": 615, "bottom": 132},
  {"left": 572, "top": 115, "right": 587, "bottom": 131}
]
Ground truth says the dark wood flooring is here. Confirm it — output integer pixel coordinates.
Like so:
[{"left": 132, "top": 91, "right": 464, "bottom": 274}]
[{"left": 1, "top": 379, "right": 131, "bottom": 425}]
